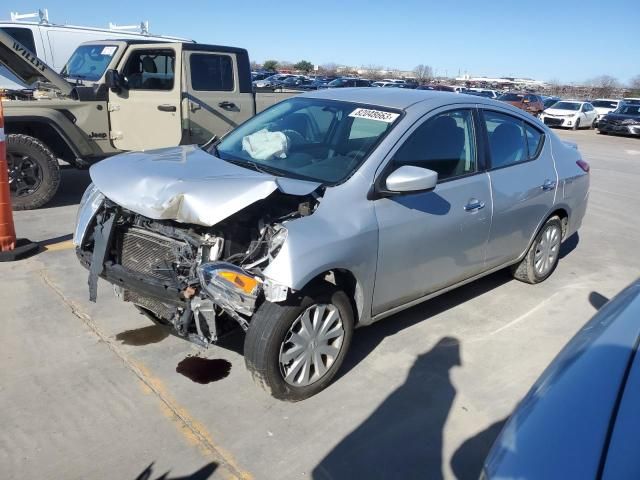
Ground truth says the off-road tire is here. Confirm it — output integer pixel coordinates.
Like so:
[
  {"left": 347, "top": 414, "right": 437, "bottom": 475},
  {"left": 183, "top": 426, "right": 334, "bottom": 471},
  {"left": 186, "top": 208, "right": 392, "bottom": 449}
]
[
  {"left": 511, "top": 216, "right": 563, "bottom": 284},
  {"left": 572, "top": 119, "right": 580, "bottom": 130},
  {"left": 6, "top": 134, "right": 60, "bottom": 210},
  {"left": 244, "top": 286, "right": 354, "bottom": 401}
]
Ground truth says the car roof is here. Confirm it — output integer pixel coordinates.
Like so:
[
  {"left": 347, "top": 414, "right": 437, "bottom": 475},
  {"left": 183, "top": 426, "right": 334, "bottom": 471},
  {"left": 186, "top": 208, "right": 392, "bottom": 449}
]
[{"left": 299, "top": 87, "right": 537, "bottom": 113}]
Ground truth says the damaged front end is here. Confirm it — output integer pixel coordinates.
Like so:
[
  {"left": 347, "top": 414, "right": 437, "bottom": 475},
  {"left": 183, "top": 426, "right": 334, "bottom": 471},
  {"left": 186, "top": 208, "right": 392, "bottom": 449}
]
[{"left": 75, "top": 186, "right": 318, "bottom": 347}]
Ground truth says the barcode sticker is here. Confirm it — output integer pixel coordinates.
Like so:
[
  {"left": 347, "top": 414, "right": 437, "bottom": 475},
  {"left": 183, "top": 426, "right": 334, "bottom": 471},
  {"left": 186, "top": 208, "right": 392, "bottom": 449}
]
[{"left": 349, "top": 108, "right": 399, "bottom": 123}]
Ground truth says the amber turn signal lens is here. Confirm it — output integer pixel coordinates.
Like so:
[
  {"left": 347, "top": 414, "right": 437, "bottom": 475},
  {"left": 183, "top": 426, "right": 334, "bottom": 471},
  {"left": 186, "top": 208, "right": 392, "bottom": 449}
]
[{"left": 219, "top": 271, "right": 258, "bottom": 294}]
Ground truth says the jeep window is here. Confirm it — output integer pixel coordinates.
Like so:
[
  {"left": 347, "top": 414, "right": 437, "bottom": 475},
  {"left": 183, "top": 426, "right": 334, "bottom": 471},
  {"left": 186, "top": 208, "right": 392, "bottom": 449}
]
[
  {"left": 1, "top": 27, "right": 36, "bottom": 53},
  {"left": 190, "top": 54, "right": 234, "bottom": 91},
  {"left": 123, "top": 49, "right": 175, "bottom": 90},
  {"left": 61, "top": 44, "right": 119, "bottom": 81},
  {"left": 215, "top": 98, "right": 401, "bottom": 184}
]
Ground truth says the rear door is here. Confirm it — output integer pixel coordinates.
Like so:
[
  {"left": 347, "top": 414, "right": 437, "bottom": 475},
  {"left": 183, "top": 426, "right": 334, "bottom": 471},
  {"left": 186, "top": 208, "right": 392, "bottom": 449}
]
[
  {"left": 183, "top": 49, "right": 255, "bottom": 144},
  {"left": 109, "top": 43, "right": 182, "bottom": 151},
  {"left": 481, "top": 109, "right": 557, "bottom": 268}
]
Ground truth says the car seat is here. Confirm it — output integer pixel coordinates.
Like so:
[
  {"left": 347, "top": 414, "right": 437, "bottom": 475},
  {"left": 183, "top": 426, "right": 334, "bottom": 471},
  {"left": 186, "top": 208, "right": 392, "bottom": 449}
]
[{"left": 490, "top": 123, "right": 526, "bottom": 168}]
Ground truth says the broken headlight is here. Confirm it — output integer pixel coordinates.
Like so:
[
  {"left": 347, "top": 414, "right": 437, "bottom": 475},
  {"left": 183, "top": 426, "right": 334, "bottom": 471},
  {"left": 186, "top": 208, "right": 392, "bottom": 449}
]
[{"left": 198, "top": 262, "right": 260, "bottom": 316}]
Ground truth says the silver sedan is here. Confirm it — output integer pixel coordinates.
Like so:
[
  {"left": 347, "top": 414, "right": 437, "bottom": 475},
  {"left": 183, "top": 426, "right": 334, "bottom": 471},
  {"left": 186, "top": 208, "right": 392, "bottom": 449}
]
[{"left": 75, "top": 89, "right": 590, "bottom": 400}]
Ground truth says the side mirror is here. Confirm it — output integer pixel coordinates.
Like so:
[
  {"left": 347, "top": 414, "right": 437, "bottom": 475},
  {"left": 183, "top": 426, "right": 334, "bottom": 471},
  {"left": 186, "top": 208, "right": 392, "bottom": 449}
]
[
  {"left": 385, "top": 165, "right": 438, "bottom": 193},
  {"left": 105, "top": 69, "right": 127, "bottom": 92}
]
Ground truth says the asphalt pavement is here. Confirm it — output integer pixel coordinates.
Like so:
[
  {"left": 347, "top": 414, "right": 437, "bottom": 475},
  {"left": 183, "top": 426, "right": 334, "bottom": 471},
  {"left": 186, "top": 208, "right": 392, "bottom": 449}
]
[{"left": 1, "top": 129, "right": 638, "bottom": 480}]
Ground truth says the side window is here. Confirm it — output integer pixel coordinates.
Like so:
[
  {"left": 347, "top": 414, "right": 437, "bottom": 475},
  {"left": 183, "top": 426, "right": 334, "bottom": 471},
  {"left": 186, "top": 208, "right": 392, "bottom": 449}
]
[
  {"left": 525, "top": 123, "right": 544, "bottom": 159},
  {"left": 394, "top": 109, "right": 477, "bottom": 181},
  {"left": 190, "top": 54, "right": 234, "bottom": 91},
  {"left": 1, "top": 27, "right": 36, "bottom": 53},
  {"left": 123, "top": 49, "right": 175, "bottom": 90},
  {"left": 483, "top": 111, "right": 528, "bottom": 169}
]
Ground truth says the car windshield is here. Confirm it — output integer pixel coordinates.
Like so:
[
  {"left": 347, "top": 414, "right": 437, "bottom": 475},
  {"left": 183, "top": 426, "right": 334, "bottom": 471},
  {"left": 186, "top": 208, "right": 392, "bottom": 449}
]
[
  {"left": 214, "top": 98, "right": 401, "bottom": 184},
  {"left": 328, "top": 79, "right": 347, "bottom": 86},
  {"left": 618, "top": 105, "right": 640, "bottom": 115},
  {"left": 544, "top": 99, "right": 559, "bottom": 108},
  {"left": 552, "top": 102, "right": 581, "bottom": 111},
  {"left": 592, "top": 100, "right": 618, "bottom": 108},
  {"left": 498, "top": 93, "right": 524, "bottom": 101},
  {"left": 61, "top": 44, "right": 118, "bottom": 81}
]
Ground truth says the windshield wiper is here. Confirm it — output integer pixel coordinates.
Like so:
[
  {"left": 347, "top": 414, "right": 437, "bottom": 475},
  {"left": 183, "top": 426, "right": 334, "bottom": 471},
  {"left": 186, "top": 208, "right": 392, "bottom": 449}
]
[{"left": 223, "top": 157, "right": 282, "bottom": 176}]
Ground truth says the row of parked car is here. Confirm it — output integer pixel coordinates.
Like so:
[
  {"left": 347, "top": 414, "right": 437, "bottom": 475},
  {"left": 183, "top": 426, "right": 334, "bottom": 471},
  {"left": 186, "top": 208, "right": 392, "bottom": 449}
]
[{"left": 540, "top": 97, "right": 640, "bottom": 137}]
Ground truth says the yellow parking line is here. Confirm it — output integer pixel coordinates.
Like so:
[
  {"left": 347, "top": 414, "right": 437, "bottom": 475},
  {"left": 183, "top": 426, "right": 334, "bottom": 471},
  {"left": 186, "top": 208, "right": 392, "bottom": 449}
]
[{"left": 43, "top": 239, "right": 75, "bottom": 251}]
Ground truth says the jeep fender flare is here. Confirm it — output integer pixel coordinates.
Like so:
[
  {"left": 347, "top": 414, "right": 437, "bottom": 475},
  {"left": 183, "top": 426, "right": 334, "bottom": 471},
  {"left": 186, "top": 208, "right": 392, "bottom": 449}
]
[{"left": 4, "top": 108, "right": 98, "bottom": 165}]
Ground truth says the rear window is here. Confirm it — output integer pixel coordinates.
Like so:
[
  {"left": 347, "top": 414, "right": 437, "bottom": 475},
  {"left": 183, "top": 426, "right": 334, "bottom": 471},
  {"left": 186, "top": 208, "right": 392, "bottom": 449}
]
[
  {"left": 190, "top": 54, "right": 234, "bottom": 91},
  {"left": 1, "top": 27, "right": 36, "bottom": 53}
]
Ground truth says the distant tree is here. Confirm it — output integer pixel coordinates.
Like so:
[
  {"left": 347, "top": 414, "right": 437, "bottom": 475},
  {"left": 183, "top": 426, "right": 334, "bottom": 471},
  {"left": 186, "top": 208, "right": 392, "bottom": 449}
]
[
  {"left": 279, "top": 61, "right": 294, "bottom": 71},
  {"left": 263, "top": 60, "right": 279, "bottom": 71},
  {"left": 630, "top": 74, "right": 640, "bottom": 94},
  {"left": 250, "top": 61, "right": 261, "bottom": 71},
  {"left": 588, "top": 75, "right": 620, "bottom": 98},
  {"left": 320, "top": 63, "right": 338, "bottom": 75},
  {"left": 413, "top": 64, "right": 433, "bottom": 83},
  {"left": 294, "top": 60, "right": 314, "bottom": 73},
  {"left": 547, "top": 78, "right": 562, "bottom": 96}
]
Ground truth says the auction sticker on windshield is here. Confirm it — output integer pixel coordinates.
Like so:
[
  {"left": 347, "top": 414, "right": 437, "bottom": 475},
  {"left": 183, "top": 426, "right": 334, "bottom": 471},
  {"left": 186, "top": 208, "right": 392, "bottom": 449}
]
[
  {"left": 101, "top": 46, "right": 117, "bottom": 56},
  {"left": 349, "top": 108, "right": 399, "bottom": 123}
]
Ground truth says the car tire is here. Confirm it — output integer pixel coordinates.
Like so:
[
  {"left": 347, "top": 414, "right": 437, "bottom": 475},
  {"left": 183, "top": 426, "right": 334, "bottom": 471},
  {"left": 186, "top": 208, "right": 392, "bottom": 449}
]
[
  {"left": 244, "top": 285, "right": 354, "bottom": 401},
  {"left": 511, "top": 216, "right": 563, "bottom": 284},
  {"left": 591, "top": 118, "right": 597, "bottom": 129},
  {"left": 6, "top": 134, "right": 60, "bottom": 210},
  {"left": 572, "top": 119, "right": 580, "bottom": 130},
  {"left": 598, "top": 130, "right": 607, "bottom": 135}
]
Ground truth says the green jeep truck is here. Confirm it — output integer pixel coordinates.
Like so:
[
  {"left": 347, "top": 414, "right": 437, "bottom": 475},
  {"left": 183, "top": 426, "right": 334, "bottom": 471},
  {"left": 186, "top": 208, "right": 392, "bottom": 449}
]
[{"left": 0, "top": 29, "right": 294, "bottom": 209}]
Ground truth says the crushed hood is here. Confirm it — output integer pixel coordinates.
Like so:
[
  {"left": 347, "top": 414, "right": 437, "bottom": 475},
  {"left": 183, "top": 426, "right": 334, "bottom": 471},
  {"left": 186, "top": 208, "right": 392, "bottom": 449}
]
[
  {"left": 90, "top": 145, "right": 322, "bottom": 226},
  {"left": 0, "top": 28, "right": 72, "bottom": 95}
]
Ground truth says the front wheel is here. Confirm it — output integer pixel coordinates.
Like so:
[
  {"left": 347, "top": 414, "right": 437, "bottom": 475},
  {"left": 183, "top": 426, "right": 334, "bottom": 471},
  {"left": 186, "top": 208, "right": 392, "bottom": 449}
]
[
  {"left": 6, "top": 134, "right": 60, "bottom": 210},
  {"left": 572, "top": 119, "right": 581, "bottom": 130},
  {"left": 511, "top": 216, "right": 563, "bottom": 284},
  {"left": 244, "top": 286, "right": 354, "bottom": 401}
]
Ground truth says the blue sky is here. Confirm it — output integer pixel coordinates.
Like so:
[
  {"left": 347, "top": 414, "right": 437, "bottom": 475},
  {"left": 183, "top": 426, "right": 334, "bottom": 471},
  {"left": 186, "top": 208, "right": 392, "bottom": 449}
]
[{"left": 9, "top": 1, "right": 639, "bottom": 83}]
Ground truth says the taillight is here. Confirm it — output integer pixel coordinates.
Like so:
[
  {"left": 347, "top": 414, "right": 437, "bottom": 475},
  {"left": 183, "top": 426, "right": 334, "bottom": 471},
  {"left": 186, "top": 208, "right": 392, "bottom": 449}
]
[{"left": 577, "top": 160, "right": 590, "bottom": 173}]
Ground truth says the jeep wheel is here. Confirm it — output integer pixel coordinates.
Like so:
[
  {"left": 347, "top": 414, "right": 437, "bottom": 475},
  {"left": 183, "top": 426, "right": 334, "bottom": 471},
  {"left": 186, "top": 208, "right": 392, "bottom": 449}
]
[
  {"left": 244, "top": 285, "right": 354, "bottom": 401},
  {"left": 6, "top": 134, "right": 60, "bottom": 210}
]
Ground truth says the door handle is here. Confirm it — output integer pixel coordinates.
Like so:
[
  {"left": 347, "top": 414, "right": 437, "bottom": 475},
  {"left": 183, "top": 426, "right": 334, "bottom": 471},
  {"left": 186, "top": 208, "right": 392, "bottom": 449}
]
[
  {"left": 464, "top": 199, "right": 485, "bottom": 212},
  {"left": 218, "top": 101, "right": 236, "bottom": 110},
  {"left": 157, "top": 104, "right": 177, "bottom": 112},
  {"left": 541, "top": 179, "right": 556, "bottom": 191}
]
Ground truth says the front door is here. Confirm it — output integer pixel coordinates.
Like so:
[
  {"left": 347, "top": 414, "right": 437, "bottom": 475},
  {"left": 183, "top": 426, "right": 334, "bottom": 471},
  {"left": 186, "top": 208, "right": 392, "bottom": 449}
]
[
  {"left": 183, "top": 50, "right": 255, "bottom": 144},
  {"left": 108, "top": 43, "right": 182, "bottom": 151},
  {"left": 481, "top": 109, "right": 557, "bottom": 268},
  {"left": 373, "top": 108, "right": 492, "bottom": 315}
]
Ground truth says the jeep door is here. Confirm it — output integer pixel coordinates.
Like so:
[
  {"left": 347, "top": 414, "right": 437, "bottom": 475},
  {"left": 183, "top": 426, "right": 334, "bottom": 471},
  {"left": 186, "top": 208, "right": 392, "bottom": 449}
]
[
  {"left": 372, "top": 107, "right": 492, "bottom": 315},
  {"left": 183, "top": 49, "right": 255, "bottom": 144},
  {"left": 480, "top": 108, "right": 557, "bottom": 269},
  {"left": 108, "top": 43, "right": 182, "bottom": 150}
]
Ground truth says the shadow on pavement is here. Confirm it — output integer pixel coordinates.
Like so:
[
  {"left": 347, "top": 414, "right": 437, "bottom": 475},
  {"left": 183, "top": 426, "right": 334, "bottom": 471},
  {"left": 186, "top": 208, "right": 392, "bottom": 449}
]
[
  {"left": 313, "top": 337, "right": 461, "bottom": 480},
  {"left": 450, "top": 418, "right": 507, "bottom": 480},
  {"left": 338, "top": 270, "right": 511, "bottom": 380},
  {"left": 135, "top": 461, "right": 217, "bottom": 480},
  {"left": 559, "top": 232, "right": 580, "bottom": 259},
  {"left": 589, "top": 291, "right": 609, "bottom": 310},
  {"left": 47, "top": 166, "right": 92, "bottom": 208}
]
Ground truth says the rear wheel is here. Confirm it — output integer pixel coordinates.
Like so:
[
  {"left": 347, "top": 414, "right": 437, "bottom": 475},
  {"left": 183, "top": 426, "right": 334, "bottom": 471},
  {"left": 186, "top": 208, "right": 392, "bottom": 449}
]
[
  {"left": 244, "top": 285, "right": 354, "bottom": 401},
  {"left": 511, "top": 216, "right": 563, "bottom": 284},
  {"left": 6, "top": 134, "right": 60, "bottom": 210}
]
